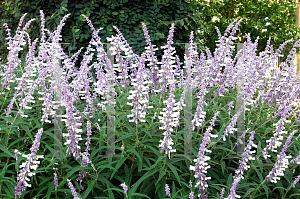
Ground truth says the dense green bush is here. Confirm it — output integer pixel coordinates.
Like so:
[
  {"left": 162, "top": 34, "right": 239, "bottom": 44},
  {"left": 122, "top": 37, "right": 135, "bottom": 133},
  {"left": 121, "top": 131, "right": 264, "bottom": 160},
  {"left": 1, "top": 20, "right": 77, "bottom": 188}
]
[
  {"left": 0, "top": 0, "right": 203, "bottom": 67},
  {"left": 1, "top": 0, "right": 300, "bottom": 72},
  {"left": 194, "top": 0, "right": 300, "bottom": 63}
]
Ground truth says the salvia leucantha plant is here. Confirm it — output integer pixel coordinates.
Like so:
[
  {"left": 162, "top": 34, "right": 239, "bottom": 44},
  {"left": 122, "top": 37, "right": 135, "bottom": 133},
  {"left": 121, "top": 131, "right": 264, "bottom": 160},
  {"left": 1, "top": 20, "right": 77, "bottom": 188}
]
[{"left": 1, "top": 11, "right": 300, "bottom": 199}]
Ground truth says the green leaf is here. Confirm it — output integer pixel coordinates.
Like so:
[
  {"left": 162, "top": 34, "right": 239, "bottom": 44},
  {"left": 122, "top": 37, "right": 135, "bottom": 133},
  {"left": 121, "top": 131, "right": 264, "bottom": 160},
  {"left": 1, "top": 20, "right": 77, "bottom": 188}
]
[
  {"left": 102, "top": 18, "right": 107, "bottom": 23},
  {"left": 288, "top": 193, "right": 300, "bottom": 198},
  {"left": 115, "top": 133, "right": 135, "bottom": 143},
  {"left": 0, "top": 162, "right": 9, "bottom": 178},
  {"left": 8, "top": 137, "right": 27, "bottom": 149},
  {"left": 180, "top": 20, "right": 184, "bottom": 26},
  {"left": 167, "top": 162, "right": 182, "bottom": 186},
  {"left": 112, "top": 11, "right": 118, "bottom": 15},
  {"left": 82, "top": 180, "right": 96, "bottom": 198},
  {"left": 257, "top": 158, "right": 263, "bottom": 174},
  {"left": 60, "top": 166, "right": 86, "bottom": 187},
  {"left": 110, "top": 157, "right": 127, "bottom": 180},
  {"left": 155, "top": 169, "right": 166, "bottom": 186},
  {"left": 0, "top": 145, "right": 13, "bottom": 157},
  {"left": 254, "top": 167, "right": 263, "bottom": 182},
  {"left": 262, "top": 184, "right": 269, "bottom": 198},
  {"left": 131, "top": 193, "right": 151, "bottom": 199},
  {"left": 221, "top": 160, "right": 226, "bottom": 174},
  {"left": 115, "top": 112, "right": 128, "bottom": 127},
  {"left": 226, "top": 173, "right": 233, "bottom": 188},
  {"left": 128, "top": 168, "right": 160, "bottom": 197},
  {"left": 184, "top": 25, "right": 188, "bottom": 30},
  {"left": 119, "top": 10, "right": 125, "bottom": 13},
  {"left": 275, "top": 181, "right": 285, "bottom": 197},
  {"left": 256, "top": 141, "right": 262, "bottom": 157},
  {"left": 20, "top": 124, "right": 33, "bottom": 142},
  {"left": 127, "top": 148, "right": 142, "bottom": 163}
]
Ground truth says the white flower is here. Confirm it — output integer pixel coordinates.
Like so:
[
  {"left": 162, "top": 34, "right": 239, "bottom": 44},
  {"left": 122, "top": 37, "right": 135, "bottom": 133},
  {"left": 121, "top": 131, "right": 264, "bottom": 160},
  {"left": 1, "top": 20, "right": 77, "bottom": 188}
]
[{"left": 212, "top": 16, "right": 220, "bottom": 23}]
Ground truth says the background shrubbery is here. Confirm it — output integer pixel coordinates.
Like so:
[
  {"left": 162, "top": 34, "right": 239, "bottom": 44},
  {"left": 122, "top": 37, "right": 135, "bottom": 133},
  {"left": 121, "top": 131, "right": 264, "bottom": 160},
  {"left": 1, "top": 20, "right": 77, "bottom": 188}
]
[{"left": 1, "top": 0, "right": 300, "bottom": 69}]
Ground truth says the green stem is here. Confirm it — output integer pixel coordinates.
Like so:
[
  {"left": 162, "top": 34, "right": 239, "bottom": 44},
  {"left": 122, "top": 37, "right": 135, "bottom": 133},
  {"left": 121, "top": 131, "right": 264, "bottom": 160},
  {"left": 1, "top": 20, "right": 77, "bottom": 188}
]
[
  {"left": 284, "top": 184, "right": 293, "bottom": 199},
  {"left": 162, "top": 153, "right": 167, "bottom": 170},
  {"left": 6, "top": 107, "right": 23, "bottom": 148},
  {"left": 250, "top": 179, "right": 266, "bottom": 199},
  {"left": 136, "top": 121, "right": 138, "bottom": 144},
  {"left": 0, "top": 86, "right": 7, "bottom": 113}
]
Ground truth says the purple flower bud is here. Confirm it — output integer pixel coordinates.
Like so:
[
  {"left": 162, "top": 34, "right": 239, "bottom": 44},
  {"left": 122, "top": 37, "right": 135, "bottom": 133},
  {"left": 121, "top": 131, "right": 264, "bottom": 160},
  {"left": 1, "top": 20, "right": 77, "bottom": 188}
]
[
  {"left": 165, "top": 184, "right": 171, "bottom": 198},
  {"left": 54, "top": 173, "right": 58, "bottom": 190},
  {"left": 292, "top": 175, "right": 300, "bottom": 188},
  {"left": 67, "top": 179, "right": 80, "bottom": 199},
  {"left": 120, "top": 182, "right": 128, "bottom": 195}
]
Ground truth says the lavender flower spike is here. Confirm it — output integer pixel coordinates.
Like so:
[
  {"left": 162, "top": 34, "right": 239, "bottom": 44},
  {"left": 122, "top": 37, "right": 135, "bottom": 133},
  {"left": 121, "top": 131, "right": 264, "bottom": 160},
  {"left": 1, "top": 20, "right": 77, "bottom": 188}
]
[
  {"left": 265, "top": 130, "right": 296, "bottom": 183},
  {"left": 158, "top": 79, "right": 180, "bottom": 159},
  {"left": 189, "top": 191, "right": 194, "bottom": 199},
  {"left": 15, "top": 128, "right": 44, "bottom": 198},
  {"left": 67, "top": 179, "right": 81, "bottom": 199},
  {"left": 165, "top": 184, "right": 171, "bottom": 198},
  {"left": 220, "top": 187, "right": 225, "bottom": 199},
  {"left": 292, "top": 174, "right": 300, "bottom": 188},
  {"left": 190, "top": 111, "right": 219, "bottom": 198},
  {"left": 54, "top": 173, "right": 58, "bottom": 190},
  {"left": 225, "top": 131, "right": 256, "bottom": 199}
]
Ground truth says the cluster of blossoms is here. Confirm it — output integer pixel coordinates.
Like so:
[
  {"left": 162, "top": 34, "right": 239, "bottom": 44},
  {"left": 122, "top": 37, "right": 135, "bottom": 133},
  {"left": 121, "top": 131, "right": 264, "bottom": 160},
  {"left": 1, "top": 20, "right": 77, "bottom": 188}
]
[
  {"left": 1, "top": 13, "right": 31, "bottom": 91},
  {"left": 191, "top": 93, "right": 207, "bottom": 131},
  {"left": 262, "top": 117, "right": 288, "bottom": 159},
  {"left": 190, "top": 111, "right": 219, "bottom": 198},
  {"left": 126, "top": 54, "right": 153, "bottom": 124},
  {"left": 141, "top": 22, "right": 160, "bottom": 93},
  {"left": 225, "top": 131, "right": 256, "bottom": 199},
  {"left": 106, "top": 31, "right": 129, "bottom": 88},
  {"left": 149, "top": 23, "right": 185, "bottom": 159},
  {"left": 165, "top": 184, "right": 171, "bottom": 198},
  {"left": 67, "top": 179, "right": 81, "bottom": 199},
  {"left": 158, "top": 79, "right": 181, "bottom": 159},
  {"left": 292, "top": 174, "right": 300, "bottom": 188},
  {"left": 76, "top": 121, "right": 95, "bottom": 190},
  {"left": 157, "top": 23, "right": 177, "bottom": 92},
  {"left": 15, "top": 128, "right": 44, "bottom": 198},
  {"left": 54, "top": 172, "right": 59, "bottom": 191},
  {"left": 265, "top": 130, "right": 296, "bottom": 183}
]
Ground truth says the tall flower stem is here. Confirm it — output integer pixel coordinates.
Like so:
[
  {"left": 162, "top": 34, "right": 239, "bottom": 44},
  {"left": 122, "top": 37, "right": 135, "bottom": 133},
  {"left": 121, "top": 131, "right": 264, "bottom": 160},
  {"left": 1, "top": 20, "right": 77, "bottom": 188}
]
[
  {"left": 136, "top": 122, "right": 138, "bottom": 144},
  {"left": 6, "top": 107, "right": 24, "bottom": 148},
  {"left": 0, "top": 86, "right": 8, "bottom": 112}
]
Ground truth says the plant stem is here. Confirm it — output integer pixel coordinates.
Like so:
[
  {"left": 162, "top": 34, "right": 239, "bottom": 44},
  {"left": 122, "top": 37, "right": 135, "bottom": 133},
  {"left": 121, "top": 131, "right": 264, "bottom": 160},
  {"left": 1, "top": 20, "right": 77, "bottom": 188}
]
[
  {"left": 136, "top": 121, "right": 138, "bottom": 144},
  {"left": 284, "top": 184, "right": 293, "bottom": 199},
  {"left": 250, "top": 179, "right": 266, "bottom": 199},
  {"left": 6, "top": 107, "right": 23, "bottom": 148}
]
